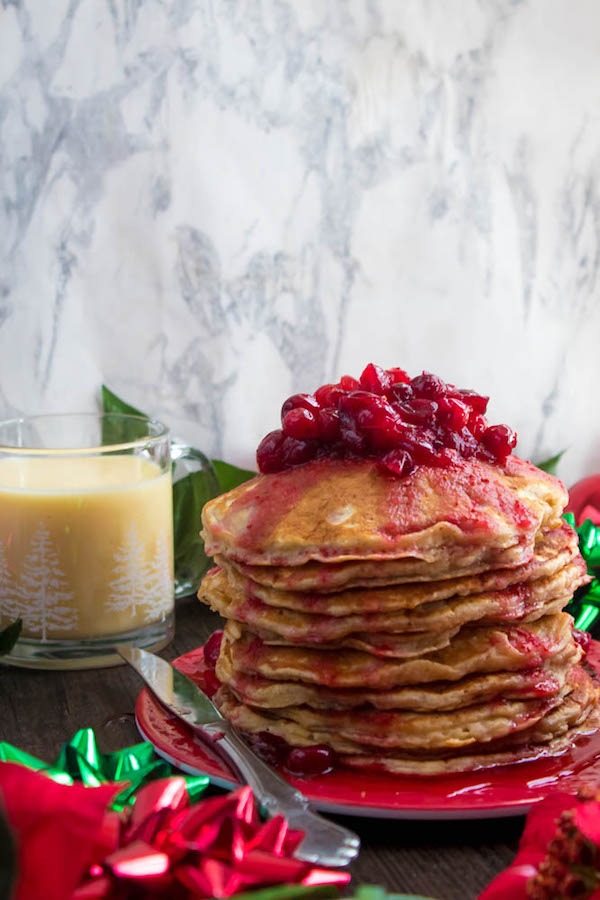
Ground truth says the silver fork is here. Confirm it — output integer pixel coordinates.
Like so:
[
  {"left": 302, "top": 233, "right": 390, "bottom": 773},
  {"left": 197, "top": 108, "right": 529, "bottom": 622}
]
[{"left": 203, "top": 722, "right": 361, "bottom": 867}]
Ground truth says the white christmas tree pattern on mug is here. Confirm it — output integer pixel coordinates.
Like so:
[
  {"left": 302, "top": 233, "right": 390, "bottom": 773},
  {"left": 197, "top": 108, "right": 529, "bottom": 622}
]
[
  {"left": 105, "top": 525, "right": 173, "bottom": 621},
  {"left": 0, "top": 526, "right": 77, "bottom": 640},
  {"left": 0, "top": 524, "right": 172, "bottom": 641}
]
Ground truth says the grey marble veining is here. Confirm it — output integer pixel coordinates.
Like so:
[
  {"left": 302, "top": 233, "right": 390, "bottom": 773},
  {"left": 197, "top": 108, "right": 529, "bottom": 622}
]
[{"left": 1, "top": 0, "right": 600, "bottom": 485}]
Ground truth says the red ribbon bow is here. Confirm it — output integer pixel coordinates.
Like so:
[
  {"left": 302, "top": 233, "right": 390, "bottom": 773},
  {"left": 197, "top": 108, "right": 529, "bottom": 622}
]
[{"left": 0, "top": 763, "right": 350, "bottom": 899}]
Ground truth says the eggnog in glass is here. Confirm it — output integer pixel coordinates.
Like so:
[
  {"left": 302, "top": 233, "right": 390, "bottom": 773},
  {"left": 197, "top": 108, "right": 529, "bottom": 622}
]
[{"left": 0, "top": 414, "right": 175, "bottom": 668}]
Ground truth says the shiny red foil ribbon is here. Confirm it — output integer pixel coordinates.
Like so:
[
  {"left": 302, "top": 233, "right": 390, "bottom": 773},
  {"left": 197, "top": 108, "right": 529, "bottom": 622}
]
[{"left": 0, "top": 763, "right": 350, "bottom": 899}]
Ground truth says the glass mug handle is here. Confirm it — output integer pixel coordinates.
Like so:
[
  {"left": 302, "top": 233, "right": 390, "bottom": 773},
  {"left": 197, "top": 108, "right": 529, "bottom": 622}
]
[{"left": 169, "top": 440, "right": 220, "bottom": 599}]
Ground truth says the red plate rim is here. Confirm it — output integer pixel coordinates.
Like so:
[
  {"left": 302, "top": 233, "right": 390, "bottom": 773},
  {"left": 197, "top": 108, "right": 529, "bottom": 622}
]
[{"left": 135, "top": 640, "right": 600, "bottom": 820}]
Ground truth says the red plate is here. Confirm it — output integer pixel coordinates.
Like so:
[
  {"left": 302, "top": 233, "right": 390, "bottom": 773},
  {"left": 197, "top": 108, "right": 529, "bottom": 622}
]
[{"left": 136, "top": 641, "right": 600, "bottom": 820}]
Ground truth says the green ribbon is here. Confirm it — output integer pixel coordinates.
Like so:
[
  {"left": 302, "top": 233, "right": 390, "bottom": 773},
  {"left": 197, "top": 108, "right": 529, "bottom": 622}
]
[
  {"left": 564, "top": 513, "right": 600, "bottom": 634},
  {"left": 0, "top": 727, "right": 209, "bottom": 810}
]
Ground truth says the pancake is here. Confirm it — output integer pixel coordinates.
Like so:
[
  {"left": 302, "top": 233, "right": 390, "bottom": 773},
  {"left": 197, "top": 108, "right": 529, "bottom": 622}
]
[
  {"left": 266, "top": 691, "right": 569, "bottom": 750},
  {"left": 216, "top": 522, "right": 578, "bottom": 607},
  {"left": 202, "top": 456, "right": 567, "bottom": 572},
  {"left": 256, "top": 626, "right": 462, "bottom": 658},
  {"left": 226, "top": 521, "right": 578, "bottom": 593},
  {"left": 217, "top": 655, "right": 574, "bottom": 711},
  {"left": 199, "top": 556, "right": 588, "bottom": 645},
  {"left": 221, "top": 613, "right": 580, "bottom": 689},
  {"left": 342, "top": 712, "right": 600, "bottom": 775},
  {"left": 217, "top": 689, "right": 567, "bottom": 752},
  {"left": 215, "top": 668, "right": 599, "bottom": 775}
]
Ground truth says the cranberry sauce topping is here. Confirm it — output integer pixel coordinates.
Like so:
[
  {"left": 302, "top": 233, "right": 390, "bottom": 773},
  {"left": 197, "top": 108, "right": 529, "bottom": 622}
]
[
  {"left": 256, "top": 364, "right": 516, "bottom": 478},
  {"left": 573, "top": 628, "right": 592, "bottom": 656},
  {"left": 245, "top": 731, "right": 338, "bottom": 777}
]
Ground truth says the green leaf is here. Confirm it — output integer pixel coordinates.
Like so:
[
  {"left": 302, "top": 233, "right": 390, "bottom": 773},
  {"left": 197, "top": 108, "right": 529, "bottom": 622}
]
[
  {"left": 0, "top": 804, "right": 16, "bottom": 900},
  {"left": 100, "top": 385, "right": 147, "bottom": 445},
  {"left": 211, "top": 458, "right": 256, "bottom": 492},
  {"left": 172, "top": 467, "right": 220, "bottom": 594},
  {"left": 0, "top": 618, "right": 21, "bottom": 655},
  {"left": 101, "top": 385, "right": 144, "bottom": 417},
  {"left": 535, "top": 450, "right": 566, "bottom": 475},
  {"left": 350, "top": 890, "right": 387, "bottom": 900},
  {"left": 235, "top": 885, "right": 340, "bottom": 900}
]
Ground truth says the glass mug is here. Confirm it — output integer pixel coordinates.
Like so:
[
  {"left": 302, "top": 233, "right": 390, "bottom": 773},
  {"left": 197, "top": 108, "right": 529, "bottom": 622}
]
[{"left": 0, "top": 414, "right": 217, "bottom": 669}]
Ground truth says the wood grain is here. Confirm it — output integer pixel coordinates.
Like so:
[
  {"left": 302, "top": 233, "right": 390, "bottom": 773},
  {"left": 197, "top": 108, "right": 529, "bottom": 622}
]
[{"left": 1, "top": 596, "right": 522, "bottom": 899}]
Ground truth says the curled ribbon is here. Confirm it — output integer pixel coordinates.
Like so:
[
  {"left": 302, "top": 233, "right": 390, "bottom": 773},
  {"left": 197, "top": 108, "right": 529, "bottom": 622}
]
[
  {"left": 564, "top": 513, "right": 600, "bottom": 634},
  {"left": 0, "top": 727, "right": 208, "bottom": 810}
]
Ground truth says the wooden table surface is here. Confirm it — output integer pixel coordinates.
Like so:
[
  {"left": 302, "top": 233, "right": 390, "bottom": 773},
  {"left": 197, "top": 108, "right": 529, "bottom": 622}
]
[{"left": 3, "top": 596, "right": 523, "bottom": 900}]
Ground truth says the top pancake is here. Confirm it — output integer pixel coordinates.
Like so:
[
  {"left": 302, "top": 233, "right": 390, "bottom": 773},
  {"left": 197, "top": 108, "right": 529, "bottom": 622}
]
[
  {"left": 202, "top": 455, "right": 567, "bottom": 572},
  {"left": 227, "top": 522, "right": 577, "bottom": 592}
]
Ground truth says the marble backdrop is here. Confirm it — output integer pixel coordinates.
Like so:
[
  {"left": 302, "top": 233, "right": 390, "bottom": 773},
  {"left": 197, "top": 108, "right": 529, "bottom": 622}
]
[{"left": 1, "top": 0, "right": 599, "bottom": 484}]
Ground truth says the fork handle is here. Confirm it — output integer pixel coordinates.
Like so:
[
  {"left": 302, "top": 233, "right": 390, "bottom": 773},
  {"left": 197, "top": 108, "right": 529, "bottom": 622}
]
[
  {"left": 202, "top": 721, "right": 359, "bottom": 866},
  {"left": 202, "top": 721, "right": 310, "bottom": 816}
]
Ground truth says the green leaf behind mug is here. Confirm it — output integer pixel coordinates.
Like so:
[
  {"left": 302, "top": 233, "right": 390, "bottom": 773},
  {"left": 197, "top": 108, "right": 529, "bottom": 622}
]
[
  {"left": 0, "top": 618, "right": 22, "bottom": 656},
  {"left": 212, "top": 458, "right": 256, "bottom": 492},
  {"left": 100, "top": 386, "right": 148, "bottom": 445}
]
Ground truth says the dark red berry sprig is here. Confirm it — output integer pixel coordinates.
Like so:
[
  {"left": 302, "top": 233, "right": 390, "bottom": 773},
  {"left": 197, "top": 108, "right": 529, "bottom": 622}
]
[
  {"left": 256, "top": 364, "right": 517, "bottom": 477},
  {"left": 528, "top": 790, "right": 600, "bottom": 899}
]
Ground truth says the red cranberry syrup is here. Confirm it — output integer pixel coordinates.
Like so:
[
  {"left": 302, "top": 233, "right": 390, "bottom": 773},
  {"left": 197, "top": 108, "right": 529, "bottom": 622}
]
[
  {"left": 573, "top": 628, "right": 592, "bottom": 656},
  {"left": 257, "top": 364, "right": 517, "bottom": 477},
  {"left": 202, "top": 629, "right": 338, "bottom": 777}
]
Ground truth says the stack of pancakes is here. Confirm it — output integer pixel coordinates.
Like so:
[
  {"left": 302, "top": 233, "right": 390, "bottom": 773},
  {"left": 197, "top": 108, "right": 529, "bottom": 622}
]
[{"left": 199, "top": 455, "right": 599, "bottom": 774}]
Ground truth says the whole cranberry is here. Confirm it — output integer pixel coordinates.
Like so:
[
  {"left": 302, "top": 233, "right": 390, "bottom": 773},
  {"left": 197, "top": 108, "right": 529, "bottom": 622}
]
[
  {"left": 385, "top": 366, "right": 410, "bottom": 385},
  {"left": 411, "top": 372, "right": 448, "bottom": 399},
  {"left": 468, "top": 412, "right": 488, "bottom": 439},
  {"left": 314, "top": 383, "right": 345, "bottom": 408},
  {"left": 400, "top": 433, "right": 453, "bottom": 467},
  {"left": 283, "top": 407, "right": 320, "bottom": 440},
  {"left": 380, "top": 449, "right": 415, "bottom": 478},
  {"left": 481, "top": 424, "right": 517, "bottom": 463},
  {"left": 338, "top": 393, "right": 401, "bottom": 450},
  {"left": 248, "top": 731, "right": 289, "bottom": 767},
  {"left": 285, "top": 745, "right": 337, "bottom": 776},
  {"left": 317, "top": 408, "right": 341, "bottom": 441},
  {"left": 359, "top": 363, "right": 391, "bottom": 395},
  {"left": 338, "top": 411, "right": 367, "bottom": 452},
  {"left": 281, "top": 392, "right": 320, "bottom": 421},
  {"left": 204, "top": 629, "right": 224, "bottom": 671},
  {"left": 256, "top": 429, "right": 286, "bottom": 473},
  {"left": 281, "top": 435, "right": 318, "bottom": 467},
  {"left": 395, "top": 398, "right": 438, "bottom": 425},
  {"left": 457, "top": 389, "right": 489, "bottom": 414},
  {"left": 339, "top": 374, "right": 361, "bottom": 391},
  {"left": 387, "top": 382, "right": 413, "bottom": 404},
  {"left": 437, "top": 397, "right": 470, "bottom": 430},
  {"left": 441, "top": 425, "right": 479, "bottom": 458}
]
